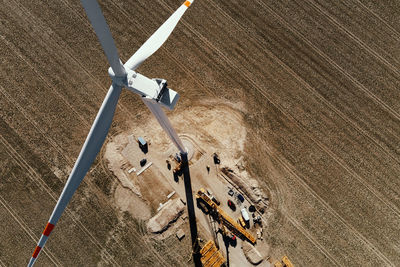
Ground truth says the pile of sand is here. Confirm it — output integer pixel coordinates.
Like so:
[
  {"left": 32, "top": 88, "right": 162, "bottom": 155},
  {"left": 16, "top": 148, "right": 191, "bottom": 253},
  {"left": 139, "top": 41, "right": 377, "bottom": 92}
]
[
  {"left": 242, "top": 241, "right": 264, "bottom": 265},
  {"left": 147, "top": 198, "right": 185, "bottom": 233}
]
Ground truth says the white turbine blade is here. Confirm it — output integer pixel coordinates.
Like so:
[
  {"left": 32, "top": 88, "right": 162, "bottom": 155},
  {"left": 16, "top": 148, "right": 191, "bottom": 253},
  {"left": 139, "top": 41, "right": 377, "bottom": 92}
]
[
  {"left": 124, "top": 0, "right": 194, "bottom": 71},
  {"left": 81, "top": 0, "right": 126, "bottom": 77},
  {"left": 28, "top": 84, "right": 122, "bottom": 267},
  {"left": 142, "top": 97, "right": 186, "bottom": 153}
]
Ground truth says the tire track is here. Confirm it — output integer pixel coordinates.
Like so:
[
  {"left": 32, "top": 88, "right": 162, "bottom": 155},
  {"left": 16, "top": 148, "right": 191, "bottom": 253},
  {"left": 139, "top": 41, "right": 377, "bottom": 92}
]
[
  {"left": 2, "top": 4, "right": 163, "bottom": 264},
  {"left": 281, "top": 210, "right": 341, "bottom": 266},
  {"left": 252, "top": 0, "right": 400, "bottom": 216},
  {"left": 1, "top": 27, "right": 169, "bottom": 267},
  {"left": 113, "top": 0, "right": 398, "bottom": 264},
  {"left": 8, "top": 0, "right": 136, "bottom": 122},
  {"left": 255, "top": 137, "right": 358, "bottom": 266},
  {"left": 306, "top": 0, "right": 400, "bottom": 74},
  {"left": 0, "top": 85, "right": 160, "bottom": 266},
  {"left": 0, "top": 35, "right": 89, "bottom": 128},
  {"left": 107, "top": 0, "right": 217, "bottom": 98},
  {"left": 3, "top": 0, "right": 396, "bottom": 266},
  {"left": 0, "top": 134, "right": 121, "bottom": 266},
  {"left": 0, "top": 85, "right": 72, "bottom": 166},
  {"left": 156, "top": 1, "right": 396, "bottom": 264},
  {"left": 5, "top": 0, "right": 132, "bottom": 129},
  {"left": 0, "top": 191, "right": 60, "bottom": 266},
  {"left": 0, "top": 93, "right": 125, "bottom": 266},
  {"left": 136, "top": 229, "right": 169, "bottom": 266},
  {"left": 355, "top": 0, "right": 400, "bottom": 39},
  {"left": 206, "top": 0, "right": 400, "bottom": 199},
  {"left": 261, "top": 142, "right": 394, "bottom": 266},
  {"left": 256, "top": 0, "right": 400, "bottom": 122},
  {"left": 1, "top": 2, "right": 189, "bottom": 264},
  {"left": 178, "top": 0, "right": 400, "bottom": 220},
  {"left": 210, "top": 0, "right": 400, "bottom": 156},
  {"left": 2, "top": 1, "right": 203, "bottom": 265},
  {"left": 22, "top": 0, "right": 216, "bottom": 100}
]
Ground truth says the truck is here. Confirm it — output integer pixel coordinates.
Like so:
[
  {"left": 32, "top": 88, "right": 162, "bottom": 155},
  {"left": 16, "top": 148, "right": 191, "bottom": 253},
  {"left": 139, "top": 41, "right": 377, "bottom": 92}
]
[{"left": 241, "top": 208, "right": 250, "bottom": 223}]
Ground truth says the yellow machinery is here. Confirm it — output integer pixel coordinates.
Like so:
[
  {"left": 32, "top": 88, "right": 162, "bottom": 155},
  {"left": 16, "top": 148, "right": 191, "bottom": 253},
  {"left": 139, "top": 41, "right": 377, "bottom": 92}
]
[
  {"left": 196, "top": 188, "right": 256, "bottom": 244},
  {"left": 238, "top": 217, "right": 246, "bottom": 228},
  {"left": 173, "top": 162, "right": 182, "bottom": 173},
  {"left": 169, "top": 156, "right": 182, "bottom": 174},
  {"left": 282, "top": 256, "right": 294, "bottom": 267},
  {"left": 200, "top": 240, "right": 225, "bottom": 267},
  {"left": 275, "top": 256, "right": 294, "bottom": 267}
]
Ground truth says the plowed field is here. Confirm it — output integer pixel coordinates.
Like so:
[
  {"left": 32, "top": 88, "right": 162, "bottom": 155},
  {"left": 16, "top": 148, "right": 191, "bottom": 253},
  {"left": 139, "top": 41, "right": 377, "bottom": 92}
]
[{"left": 1, "top": 0, "right": 399, "bottom": 266}]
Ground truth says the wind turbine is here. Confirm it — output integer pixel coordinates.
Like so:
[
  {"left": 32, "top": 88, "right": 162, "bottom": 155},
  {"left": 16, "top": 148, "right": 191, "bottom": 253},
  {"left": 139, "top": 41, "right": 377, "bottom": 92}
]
[{"left": 28, "top": 0, "right": 196, "bottom": 266}]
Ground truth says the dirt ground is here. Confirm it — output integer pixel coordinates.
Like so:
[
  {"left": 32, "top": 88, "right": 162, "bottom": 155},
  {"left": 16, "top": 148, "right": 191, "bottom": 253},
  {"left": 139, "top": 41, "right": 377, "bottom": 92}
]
[
  {"left": 1, "top": 0, "right": 400, "bottom": 266},
  {"left": 104, "top": 102, "right": 270, "bottom": 266}
]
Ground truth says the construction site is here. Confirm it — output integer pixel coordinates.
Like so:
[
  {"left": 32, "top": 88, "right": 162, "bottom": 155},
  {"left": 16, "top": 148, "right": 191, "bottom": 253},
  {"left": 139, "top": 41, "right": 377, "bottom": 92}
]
[
  {"left": 104, "top": 103, "right": 289, "bottom": 266},
  {"left": 1, "top": 0, "right": 400, "bottom": 266}
]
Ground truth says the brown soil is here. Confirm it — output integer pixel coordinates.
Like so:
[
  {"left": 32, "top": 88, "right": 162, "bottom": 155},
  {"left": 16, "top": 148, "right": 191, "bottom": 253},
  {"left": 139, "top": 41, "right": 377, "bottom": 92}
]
[{"left": 1, "top": 0, "right": 399, "bottom": 266}]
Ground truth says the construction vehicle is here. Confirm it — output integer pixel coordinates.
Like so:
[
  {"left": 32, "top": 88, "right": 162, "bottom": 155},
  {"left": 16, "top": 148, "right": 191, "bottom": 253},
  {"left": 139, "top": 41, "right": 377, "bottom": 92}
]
[
  {"left": 200, "top": 240, "right": 225, "bottom": 267},
  {"left": 196, "top": 188, "right": 256, "bottom": 244},
  {"left": 211, "top": 196, "right": 220, "bottom": 206},
  {"left": 238, "top": 217, "right": 246, "bottom": 228},
  {"left": 241, "top": 208, "right": 250, "bottom": 224},
  {"left": 282, "top": 256, "right": 294, "bottom": 267},
  {"left": 206, "top": 189, "right": 220, "bottom": 206},
  {"left": 274, "top": 256, "right": 294, "bottom": 267},
  {"left": 170, "top": 154, "right": 182, "bottom": 174},
  {"left": 173, "top": 162, "right": 182, "bottom": 174}
]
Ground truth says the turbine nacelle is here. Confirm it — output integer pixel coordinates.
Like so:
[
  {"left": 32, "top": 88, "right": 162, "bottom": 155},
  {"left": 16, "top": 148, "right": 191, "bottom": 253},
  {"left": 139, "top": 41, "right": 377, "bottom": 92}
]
[
  {"left": 108, "top": 66, "right": 179, "bottom": 110},
  {"left": 151, "top": 78, "right": 180, "bottom": 110}
]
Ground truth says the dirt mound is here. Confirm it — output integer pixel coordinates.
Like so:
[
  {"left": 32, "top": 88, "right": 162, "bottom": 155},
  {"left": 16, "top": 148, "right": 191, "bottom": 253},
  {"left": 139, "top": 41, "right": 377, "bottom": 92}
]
[
  {"left": 114, "top": 184, "right": 151, "bottom": 220},
  {"left": 242, "top": 241, "right": 264, "bottom": 265},
  {"left": 147, "top": 198, "right": 185, "bottom": 233},
  {"left": 221, "top": 167, "right": 268, "bottom": 211}
]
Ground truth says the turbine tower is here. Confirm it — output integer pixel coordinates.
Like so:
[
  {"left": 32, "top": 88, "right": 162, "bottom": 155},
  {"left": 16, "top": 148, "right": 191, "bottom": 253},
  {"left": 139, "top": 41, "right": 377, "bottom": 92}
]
[{"left": 28, "top": 0, "right": 198, "bottom": 266}]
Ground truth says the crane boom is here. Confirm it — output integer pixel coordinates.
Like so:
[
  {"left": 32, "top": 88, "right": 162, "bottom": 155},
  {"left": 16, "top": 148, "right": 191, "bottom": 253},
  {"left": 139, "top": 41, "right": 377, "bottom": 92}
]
[{"left": 195, "top": 188, "right": 256, "bottom": 244}]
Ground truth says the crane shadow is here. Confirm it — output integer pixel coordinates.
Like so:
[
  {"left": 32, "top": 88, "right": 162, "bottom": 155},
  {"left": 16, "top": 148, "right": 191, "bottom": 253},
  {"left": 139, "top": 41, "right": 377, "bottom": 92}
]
[
  {"left": 180, "top": 152, "right": 202, "bottom": 267},
  {"left": 223, "top": 235, "right": 231, "bottom": 267}
]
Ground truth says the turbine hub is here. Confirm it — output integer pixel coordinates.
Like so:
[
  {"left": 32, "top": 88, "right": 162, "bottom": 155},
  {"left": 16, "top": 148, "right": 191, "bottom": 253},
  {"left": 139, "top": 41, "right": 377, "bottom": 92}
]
[{"left": 108, "top": 66, "right": 127, "bottom": 87}]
